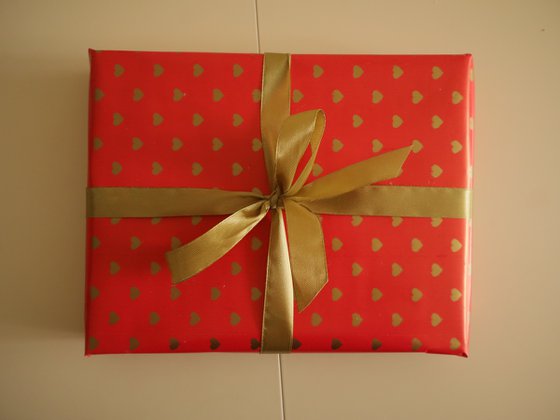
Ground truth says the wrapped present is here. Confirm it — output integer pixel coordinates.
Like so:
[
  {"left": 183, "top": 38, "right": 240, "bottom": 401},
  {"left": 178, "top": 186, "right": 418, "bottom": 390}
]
[{"left": 85, "top": 50, "right": 474, "bottom": 355}]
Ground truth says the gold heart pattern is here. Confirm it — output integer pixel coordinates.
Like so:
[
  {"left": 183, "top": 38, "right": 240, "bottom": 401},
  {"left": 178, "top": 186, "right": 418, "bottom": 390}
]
[{"left": 88, "top": 55, "right": 471, "bottom": 355}]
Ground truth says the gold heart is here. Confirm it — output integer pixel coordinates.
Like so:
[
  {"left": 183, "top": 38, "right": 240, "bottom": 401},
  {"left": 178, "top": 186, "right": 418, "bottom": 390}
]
[
  {"left": 431, "top": 313, "right": 443, "bottom": 327},
  {"left": 371, "top": 339, "right": 382, "bottom": 350},
  {"left": 450, "top": 338, "right": 461, "bottom": 350},
  {"left": 150, "top": 262, "right": 161, "bottom": 275},
  {"left": 411, "top": 139, "right": 423, "bottom": 153},
  {"left": 232, "top": 162, "right": 243, "bottom": 176},
  {"left": 113, "top": 113, "right": 123, "bottom": 126},
  {"left": 251, "top": 287, "right": 262, "bottom": 301},
  {"left": 170, "top": 287, "right": 181, "bottom": 300},
  {"left": 392, "top": 216, "right": 403, "bottom": 227},
  {"left": 192, "top": 113, "right": 204, "bottom": 126},
  {"left": 88, "top": 337, "right": 99, "bottom": 351},
  {"left": 211, "top": 137, "right": 223, "bottom": 151},
  {"left": 332, "top": 288, "right": 343, "bottom": 301},
  {"left": 332, "top": 138, "right": 344, "bottom": 152},
  {"left": 371, "top": 238, "right": 383, "bottom": 252},
  {"left": 293, "top": 89, "right": 304, "bottom": 103},
  {"left": 352, "top": 262, "right": 363, "bottom": 276},
  {"left": 130, "top": 236, "right": 142, "bottom": 250},
  {"left": 233, "top": 113, "right": 243, "bottom": 127},
  {"left": 248, "top": 237, "right": 262, "bottom": 251},
  {"left": 432, "top": 115, "right": 443, "bottom": 129},
  {"left": 252, "top": 138, "right": 262, "bottom": 151},
  {"left": 231, "top": 262, "right": 242, "bottom": 275},
  {"left": 311, "top": 313, "right": 322, "bottom": 326},
  {"left": 332, "top": 89, "right": 344, "bottom": 103},
  {"left": 192, "top": 216, "right": 202, "bottom": 226},
  {"left": 432, "top": 66, "right": 443, "bottom": 79},
  {"left": 252, "top": 89, "right": 261, "bottom": 102},
  {"left": 312, "top": 163, "right": 323, "bottom": 177},
  {"left": 170, "top": 236, "right": 181, "bottom": 250},
  {"left": 153, "top": 113, "right": 164, "bottom": 126},
  {"left": 331, "top": 339, "right": 342, "bottom": 350},
  {"left": 114, "top": 64, "right": 124, "bottom": 77},
  {"left": 193, "top": 64, "right": 204, "bottom": 77},
  {"left": 211, "top": 287, "right": 221, "bottom": 301},
  {"left": 132, "top": 137, "right": 143, "bottom": 150},
  {"left": 313, "top": 65, "right": 323, "bottom": 78},
  {"left": 393, "top": 65, "right": 404, "bottom": 79},
  {"left": 233, "top": 63, "right": 244, "bottom": 77},
  {"left": 372, "top": 139, "right": 383, "bottom": 153},
  {"left": 149, "top": 311, "right": 160, "bottom": 325},
  {"left": 230, "top": 312, "right": 241, "bottom": 325},
  {"left": 93, "top": 137, "right": 103, "bottom": 150},
  {"left": 129, "top": 338, "right": 139, "bottom": 351},
  {"left": 353, "top": 114, "right": 363, "bottom": 128},
  {"left": 133, "top": 88, "right": 143, "bottom": 102},
  {"left": 109, "top": 311, "right": 119, "bottom": 325},
  {"left": 173, "top": 88, "right": 184, "bottom": 102},
  {"left": 372, "top": 90, "right": 383, "bottom": 104},
  {"left": 411, "top": 238, "right": 423, "bottom": 252},
  {"left": 192, "top": 162, "right": 203, "bottom": 176},
  {"left": 190, "top": 312, "right": 201, "bottom": 326},
  {"left": 251, "top": 339, "right": 260, "bottom": 350},
  {"left": 431, "top": 164, "right": 443, "bottom": 178},
  {"left": 451, "top": 238, "right": 462, "bottom": 252},
  {"left": 212, "top": 88, "right": 223, "bottom": 102},
  {"left": 210, "top": 338, "right": 220, "bottom": 350},
  {"left": 451, "top": 140, "right": 463, "bottom": 154},
  {"left": 169, "top": 338, "right": 180, "bottom": 350},
  {"left": 352, "top": 216, "right": 363, "bottom": 226},
  {"left": 412, "top": 90, "right": 424, "bottom": 104},
  {"left": 152, "top": 161, "right": 163, "bottom": 175},
  {"left": 392, "top": 263, "right": 403, "bottom": 277},
  {"left": 353, "top": 65, "right": 364, "bottom": 78},
  {"left": 431, "top": 217, "right": 443, "bottom": 227},
  {"left": 431, "top": 263, "right": 443, "bottom": 277},
  {"left": 392, "top": 115, "right": 403, "bottom": 128},
  {"left": 153, "top": 64, "right": 164, "bottom": 77},
  {"left": 110, "top": 261, "right": 120, "bottom": 275},
  {"left": 352, "top": 313, "right": 363, "bottom": 327},
  {"left": 332, "top": 237, "right": 343, "bottom": 251},
  {"left": 452, "top": 91, "right": 463, "bottom": 104},
  {"left": 92, "top": 236, "right": 100, "bottom": 249},
  {"left": 94, "top": 88, "right": 104, "bottom": 101},
  {"left": 392, "top": 313, "right": 403, "bottom": 327},
  {"left": 451, "top": 288, "right": 462, "bottom": 302},
  {"left": 411, "top": 338, "right": 422, "bottom": 351},
  {"left": 130, "top": 286, "right": 141, "bottom": 300},
  {"left": 371, "top": 288, "right": 383, "bottom": 302},
  {"left": 172, "top": 137, "right": 183, "bottom": 151},
  {"left": 411, "top": 288, "right": 423, "bottom": 302}
]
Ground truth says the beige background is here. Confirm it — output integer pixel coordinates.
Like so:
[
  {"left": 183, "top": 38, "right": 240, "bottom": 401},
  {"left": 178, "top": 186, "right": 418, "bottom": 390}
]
[{"left": 1, "top": 0, "right": 559, "bottom": 419}]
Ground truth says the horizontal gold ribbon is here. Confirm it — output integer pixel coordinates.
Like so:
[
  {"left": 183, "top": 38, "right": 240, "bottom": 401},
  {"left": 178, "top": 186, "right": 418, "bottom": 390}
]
[{"left": 87, "top": 53, "right": 471, "bottom": 353}]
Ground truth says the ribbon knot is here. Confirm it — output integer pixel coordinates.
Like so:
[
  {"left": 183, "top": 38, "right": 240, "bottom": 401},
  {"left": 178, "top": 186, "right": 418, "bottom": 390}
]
[{"left": 267, "top": 189, "right": 283, "bottom": 210}]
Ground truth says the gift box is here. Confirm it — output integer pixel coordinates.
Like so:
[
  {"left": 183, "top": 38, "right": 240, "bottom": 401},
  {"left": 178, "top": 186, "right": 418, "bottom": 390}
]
[{"left": 85, "top": 50, "right": 474, "bottom": 355}]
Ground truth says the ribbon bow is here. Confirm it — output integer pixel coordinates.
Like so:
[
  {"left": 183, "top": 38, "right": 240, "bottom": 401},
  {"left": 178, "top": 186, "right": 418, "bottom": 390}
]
[{"left": 87, "top": 53, "right": 470, "bottom": 352}]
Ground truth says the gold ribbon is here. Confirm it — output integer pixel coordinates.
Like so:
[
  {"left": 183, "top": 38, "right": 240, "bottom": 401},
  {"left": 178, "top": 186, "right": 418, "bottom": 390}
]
[{"left": 87, "top": 53, "right": 471, "bottom": 353}]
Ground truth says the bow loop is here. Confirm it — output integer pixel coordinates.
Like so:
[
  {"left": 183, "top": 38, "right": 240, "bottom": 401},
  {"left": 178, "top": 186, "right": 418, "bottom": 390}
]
[{"left": 274, "top": 110, "right": 326, "bottom": 195}]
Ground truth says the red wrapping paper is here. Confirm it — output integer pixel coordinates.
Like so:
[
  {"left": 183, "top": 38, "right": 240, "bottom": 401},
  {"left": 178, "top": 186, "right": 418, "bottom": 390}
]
[{"left": 85, "top": 50, "right": 474, "bottom": 355}]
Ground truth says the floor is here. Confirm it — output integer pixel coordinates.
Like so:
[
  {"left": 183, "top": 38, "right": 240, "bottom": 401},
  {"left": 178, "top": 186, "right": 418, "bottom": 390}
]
[{"left": 1, "top": 1, "right": 559, "bottom": 419}]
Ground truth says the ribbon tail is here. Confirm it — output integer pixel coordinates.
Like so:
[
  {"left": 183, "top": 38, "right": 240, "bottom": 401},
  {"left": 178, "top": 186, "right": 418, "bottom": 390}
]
[
  {"left": 261, "top": 208, "right": 294, "bottom": 353},
  {"left": 166, "top": 201, "right": 268, "bottom": 284},
  {"left": 284, "top": 199, "right": 328, "bottom": 312},
  {"left": 293, "top": 146, "right": 412, "bottom": 202}
]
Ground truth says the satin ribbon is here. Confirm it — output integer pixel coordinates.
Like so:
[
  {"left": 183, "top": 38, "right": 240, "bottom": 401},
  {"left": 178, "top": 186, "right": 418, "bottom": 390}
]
[{"left": 87, "top": 53, "right": 471, "bottom": 353}]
